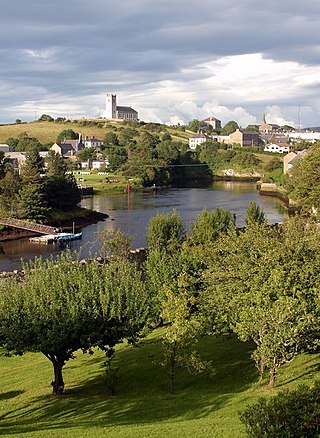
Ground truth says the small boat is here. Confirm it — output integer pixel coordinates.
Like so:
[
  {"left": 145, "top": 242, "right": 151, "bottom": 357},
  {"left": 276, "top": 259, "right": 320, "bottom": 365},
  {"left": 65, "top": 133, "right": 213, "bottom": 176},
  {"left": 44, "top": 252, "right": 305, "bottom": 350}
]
[
  {"left": 56, "top": 232, "right": 82, "bottom": 242},
  {"left": 29, "top": 232, "right": 82, "bottom": 244}
]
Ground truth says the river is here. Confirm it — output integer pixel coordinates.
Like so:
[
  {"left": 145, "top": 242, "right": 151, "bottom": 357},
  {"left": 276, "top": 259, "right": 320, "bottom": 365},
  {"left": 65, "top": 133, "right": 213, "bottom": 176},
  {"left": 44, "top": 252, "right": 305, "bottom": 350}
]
[{"left": 0, "top": 181, "right": 286, "bottom": 271}]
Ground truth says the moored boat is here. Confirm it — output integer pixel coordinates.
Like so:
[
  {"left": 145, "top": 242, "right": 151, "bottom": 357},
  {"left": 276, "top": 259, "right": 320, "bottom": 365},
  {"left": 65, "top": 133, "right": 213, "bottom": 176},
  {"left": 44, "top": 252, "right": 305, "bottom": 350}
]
[{"left": 29, "top": 232, "right": 82, "bottom": 244}]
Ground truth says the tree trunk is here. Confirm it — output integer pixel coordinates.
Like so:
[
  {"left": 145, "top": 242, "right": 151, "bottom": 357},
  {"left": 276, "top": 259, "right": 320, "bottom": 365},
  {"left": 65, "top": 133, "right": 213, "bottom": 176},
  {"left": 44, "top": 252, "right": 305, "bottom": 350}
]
[
  {"left": 268, "top": 367, "right": 277, "bottom": 390},
  {"left": 51, "top": 361, "right": 65, "bottom": 396}
]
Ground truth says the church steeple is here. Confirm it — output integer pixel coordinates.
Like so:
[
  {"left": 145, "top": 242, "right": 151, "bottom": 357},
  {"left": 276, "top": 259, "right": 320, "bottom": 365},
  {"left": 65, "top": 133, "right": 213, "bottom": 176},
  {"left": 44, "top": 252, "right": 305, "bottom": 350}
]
[{"left": 262, "top": 113, "right": 267, "bottom": 124}]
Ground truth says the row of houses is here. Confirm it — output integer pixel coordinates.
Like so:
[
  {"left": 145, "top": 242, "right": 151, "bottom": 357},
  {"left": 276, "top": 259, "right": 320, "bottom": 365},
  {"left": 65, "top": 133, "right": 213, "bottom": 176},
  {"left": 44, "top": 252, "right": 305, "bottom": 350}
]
[{"left": 188, "top": 114, "right": 320, "bottom": 152}]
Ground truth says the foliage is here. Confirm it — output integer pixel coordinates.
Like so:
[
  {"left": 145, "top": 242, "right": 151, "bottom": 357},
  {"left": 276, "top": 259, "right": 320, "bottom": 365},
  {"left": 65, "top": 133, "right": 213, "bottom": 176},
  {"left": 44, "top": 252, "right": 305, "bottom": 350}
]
[
  {"left": 189, "top": 207, "right": 236, "bottom": 244},
  {"left": 77, "top": 147, "right": 97, "bottom": 161},
  {"left": 104, "top": 145, "right": 128, "bottom": 170},
  {"left": 18, "top": 148, "right": 48, "bottom": 220},
  {"left": 188, "top": 119, "right": 201, "bottom": 132},
  {"left": 240, "top": 381, "right": 320, "bottom": 437},
  {"left": 245, "top": 201, "right": 266, "bottom": 226},
  {"left": 159, "top": 289, "right": 211, "bottom": 393},
  {"left": 146, "top": 210, "right": 186, "bottom": 252},
  {"left": 263, "top": 156, "right": 282, "bottom": 172},
  {"left": 14, "top": 134, "right": 43, "bottom": 152},
  {"left": 99, "top": 227, "right": 133, "bottom": 259},
  {"left": 285, "top": 142, "right": 320, "bottom": 214},
  {"left": 0, "top": 170, "right": 22, "bottom": 213},
  {"left": 0, "top": 151, "right": 10, "bottom": 178},
  {"left": 221, "top": 120, "right": 239, "bottom": 135},
  {"left": 231, "top": 152, "right": 261, "bottom": 167},
  {"left": 0, "top": 253, "right": 152, "bottom": 395},
  {"left": 38, "top": 114, "right": 54, "bottom": 122},
  {"left": 56, "top": 129, "right": 78, "bottom": 143},
  {"left": 201, "top": 218, "right": 320, "bottom": 388}
]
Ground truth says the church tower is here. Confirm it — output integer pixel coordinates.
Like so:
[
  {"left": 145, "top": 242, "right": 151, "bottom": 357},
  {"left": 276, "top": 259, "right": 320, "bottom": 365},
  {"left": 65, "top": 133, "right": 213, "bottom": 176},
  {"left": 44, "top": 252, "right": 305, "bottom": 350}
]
[{"left": 105, "top": 93, "right": 117, "bottom": 119}]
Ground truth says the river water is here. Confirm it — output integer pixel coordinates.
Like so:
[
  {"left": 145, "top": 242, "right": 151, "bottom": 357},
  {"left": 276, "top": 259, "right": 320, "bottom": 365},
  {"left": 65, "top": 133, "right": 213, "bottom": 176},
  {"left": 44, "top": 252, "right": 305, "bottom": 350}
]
[{"left": 0, "top": 181, "right": 286, "bottom": 271}]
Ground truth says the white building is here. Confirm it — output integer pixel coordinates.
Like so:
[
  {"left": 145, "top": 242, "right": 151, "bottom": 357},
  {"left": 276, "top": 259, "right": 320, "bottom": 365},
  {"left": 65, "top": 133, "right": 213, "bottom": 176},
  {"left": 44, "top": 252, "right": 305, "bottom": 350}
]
[
  {"left": 288, "top": 131, "right": 320, "bottom": 142},
  {"left": 83, "top": 136, "right": 104, "bottom": 149},
  {"left": 264, "top": 143, "right": 290, "bottom": 154},
  {"left": 188, "top": 132, "right": 208, "bottom": 150},
  {"left": 105, "top": 93, "right": 138, "bottom": 121}
]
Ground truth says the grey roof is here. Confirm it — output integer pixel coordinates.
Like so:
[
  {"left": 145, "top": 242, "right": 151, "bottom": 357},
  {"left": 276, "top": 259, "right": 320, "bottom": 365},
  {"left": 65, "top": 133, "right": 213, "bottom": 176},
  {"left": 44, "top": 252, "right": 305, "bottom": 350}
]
[{"left": 116, "top": 106, "right": 138, "bottom": 114}]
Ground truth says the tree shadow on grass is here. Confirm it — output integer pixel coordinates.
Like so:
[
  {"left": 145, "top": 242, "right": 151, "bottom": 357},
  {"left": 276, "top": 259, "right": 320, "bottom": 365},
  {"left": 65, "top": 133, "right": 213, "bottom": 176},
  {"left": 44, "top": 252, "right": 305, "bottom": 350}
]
[
  {"left": 0, "top": 390, "right": 24, "bottom": 401},
  {"left": 0, "top": 336, "right": 258, "bottom": 435}
]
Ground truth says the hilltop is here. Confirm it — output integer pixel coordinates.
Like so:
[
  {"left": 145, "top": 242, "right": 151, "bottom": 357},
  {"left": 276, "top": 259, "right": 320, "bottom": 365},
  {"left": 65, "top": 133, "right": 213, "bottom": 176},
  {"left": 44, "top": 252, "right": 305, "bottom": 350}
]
[{"left": 0, "top": 119, "right": 189, "bottom": 145}]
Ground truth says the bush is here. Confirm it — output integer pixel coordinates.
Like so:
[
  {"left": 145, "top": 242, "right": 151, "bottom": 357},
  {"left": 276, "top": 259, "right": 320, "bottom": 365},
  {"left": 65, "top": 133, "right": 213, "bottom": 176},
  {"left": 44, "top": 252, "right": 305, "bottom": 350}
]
[{"left": 240, "top": 381, "right": 320, "bottom": 437}]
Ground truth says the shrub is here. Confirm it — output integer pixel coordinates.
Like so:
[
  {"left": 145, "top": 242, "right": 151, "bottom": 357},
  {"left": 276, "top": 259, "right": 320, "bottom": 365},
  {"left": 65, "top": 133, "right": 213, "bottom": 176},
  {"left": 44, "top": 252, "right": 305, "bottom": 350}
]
[{"left": 240, "top": 381, "right": 320, "bottom": 437}]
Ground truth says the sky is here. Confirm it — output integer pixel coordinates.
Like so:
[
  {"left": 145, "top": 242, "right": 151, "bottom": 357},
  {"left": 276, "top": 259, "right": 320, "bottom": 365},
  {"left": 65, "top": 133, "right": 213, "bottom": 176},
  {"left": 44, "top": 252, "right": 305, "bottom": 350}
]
[{"left": 1, "top": 0, "right": 320, "bottom": 128}]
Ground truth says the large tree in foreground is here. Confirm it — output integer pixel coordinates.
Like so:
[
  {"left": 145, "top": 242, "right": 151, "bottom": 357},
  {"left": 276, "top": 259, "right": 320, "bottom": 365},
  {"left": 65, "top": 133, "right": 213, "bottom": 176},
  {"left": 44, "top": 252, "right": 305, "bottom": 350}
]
[
  {"left": 201, "top": 218, "right": 320, "bottom": 388},
  {"left": 0, "top": 253, "right": 151, "bottom": 395}
]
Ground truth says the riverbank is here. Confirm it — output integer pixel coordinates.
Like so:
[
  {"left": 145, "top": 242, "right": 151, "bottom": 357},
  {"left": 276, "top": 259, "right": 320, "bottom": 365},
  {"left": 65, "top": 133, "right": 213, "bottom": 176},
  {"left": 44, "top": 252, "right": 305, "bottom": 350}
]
[{"left": 0, "top": 209, "right": 108, "bottom": 242}]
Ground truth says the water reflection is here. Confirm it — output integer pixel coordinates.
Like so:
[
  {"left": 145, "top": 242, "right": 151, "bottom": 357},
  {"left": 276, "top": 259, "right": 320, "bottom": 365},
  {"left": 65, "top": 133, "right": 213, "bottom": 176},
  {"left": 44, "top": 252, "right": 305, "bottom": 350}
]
[{"left": 0, "top": 182, "right": 286, "bottom": 271}]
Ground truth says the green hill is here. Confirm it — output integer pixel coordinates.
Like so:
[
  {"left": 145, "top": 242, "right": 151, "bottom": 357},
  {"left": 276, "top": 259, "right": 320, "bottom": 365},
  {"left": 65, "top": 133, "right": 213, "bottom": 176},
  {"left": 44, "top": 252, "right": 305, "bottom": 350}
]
[{"left": 0, "top": 119, "right": 188, "bottom": 145}]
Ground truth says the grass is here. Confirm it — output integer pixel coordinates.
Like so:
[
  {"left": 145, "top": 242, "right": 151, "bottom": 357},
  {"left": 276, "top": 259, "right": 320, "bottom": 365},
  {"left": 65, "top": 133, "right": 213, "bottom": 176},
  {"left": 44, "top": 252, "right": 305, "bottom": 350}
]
[
  {"left": 0, "top": 120, "right": 188, "bottom": 145},
  {"left": 0, "top": 331, "right": 319, "bottom": 438}
]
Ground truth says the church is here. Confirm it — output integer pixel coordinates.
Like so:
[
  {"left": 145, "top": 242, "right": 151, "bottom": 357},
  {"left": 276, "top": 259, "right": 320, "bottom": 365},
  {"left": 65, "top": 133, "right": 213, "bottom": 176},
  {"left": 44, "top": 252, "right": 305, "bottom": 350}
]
[{"left": 105, "top": 93, "right": 138, "bottom": 121}]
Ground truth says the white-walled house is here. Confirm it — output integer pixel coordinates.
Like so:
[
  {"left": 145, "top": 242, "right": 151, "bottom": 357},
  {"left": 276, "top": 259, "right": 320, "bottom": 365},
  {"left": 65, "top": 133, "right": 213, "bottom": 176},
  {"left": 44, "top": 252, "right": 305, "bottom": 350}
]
[
  {"left": 84, "top": 136, "right": 104, "bottom": 149},
  {"left": 264, "top": 143, "right": 290, "bottom": 154},
  {"left": 188, "top": 132, "right": 208, "bottom": 150}
]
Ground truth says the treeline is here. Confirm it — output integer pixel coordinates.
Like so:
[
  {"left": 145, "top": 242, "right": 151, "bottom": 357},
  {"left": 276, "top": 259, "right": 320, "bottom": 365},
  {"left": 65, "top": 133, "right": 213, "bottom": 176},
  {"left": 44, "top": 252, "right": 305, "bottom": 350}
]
[
  {"left": 4, "top": 119, "right": 284, "bottom": 187},
  {"left": 0, "top": 205, "right": 319, "bottom": 399},
  {"left": 0, "top": 149, "right": 80, "bottom": 221}
]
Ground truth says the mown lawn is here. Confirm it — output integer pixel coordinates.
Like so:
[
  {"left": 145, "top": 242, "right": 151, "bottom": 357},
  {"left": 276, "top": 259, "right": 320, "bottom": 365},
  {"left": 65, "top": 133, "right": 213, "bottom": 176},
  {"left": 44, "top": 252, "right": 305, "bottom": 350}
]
[{"left": 0, "top": 332, "right": 319, "bottom": 438}]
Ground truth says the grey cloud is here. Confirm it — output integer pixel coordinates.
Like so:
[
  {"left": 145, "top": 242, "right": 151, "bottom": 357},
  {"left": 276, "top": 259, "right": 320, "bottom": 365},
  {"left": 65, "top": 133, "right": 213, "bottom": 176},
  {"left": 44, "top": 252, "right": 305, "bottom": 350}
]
[{"left": 0, "top": 0, "right": 320, "bottom": 124}]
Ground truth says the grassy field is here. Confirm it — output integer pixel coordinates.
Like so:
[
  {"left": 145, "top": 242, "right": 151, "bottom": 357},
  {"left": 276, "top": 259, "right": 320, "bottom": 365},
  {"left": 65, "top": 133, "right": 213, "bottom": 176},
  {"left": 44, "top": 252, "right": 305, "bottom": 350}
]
[
  {"left": 0, "top": 331, "right": 319, "bottom": 438},
  {"left": 0, "top": 120, "right": 188, "bottom": 145}
]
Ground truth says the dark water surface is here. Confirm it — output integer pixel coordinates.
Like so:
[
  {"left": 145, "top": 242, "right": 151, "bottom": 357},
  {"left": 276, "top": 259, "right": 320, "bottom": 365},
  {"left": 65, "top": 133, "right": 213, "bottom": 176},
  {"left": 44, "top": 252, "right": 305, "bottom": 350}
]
[{"left": 0, "top": 182, "right": 286, "bottom": 271}]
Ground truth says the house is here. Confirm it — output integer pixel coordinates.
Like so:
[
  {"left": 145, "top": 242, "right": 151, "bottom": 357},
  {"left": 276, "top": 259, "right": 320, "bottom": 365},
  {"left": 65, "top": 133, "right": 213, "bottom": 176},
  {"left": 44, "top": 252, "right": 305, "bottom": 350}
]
[
  {"left": 264, "top": 143, "right": 290, "bottom": 154},
  {"left": 81, "top": 159, "right": 109, "bottom": 170},
  {"left": 51, "top": 142, "right": 76, "bottom": 157},
  {"left": 188, "top": 132, "right": 208, "bottom": 150},
  {"left": 202, "top": 117, "right": 222, "bottom": 130},
  {"left": 60, "top": 138, "right": 84, "bottom": 153},
  {"left": 0, "top": 144, "right": 12, "bottom": 153},
  {"left": 4, "top": 151, "right": 49, "bottom": 173},
  {"left": 283, "top": 149, "right": 309, "bottom": 174},
  {"left": 229, "top": 129, "right": 261, "bottom": 147},
  {"left": 83, "top": 136, "right": 104, "bottom": 149},
  {"left": 105, "top": 93, "right": 139, "bottom": 121}
]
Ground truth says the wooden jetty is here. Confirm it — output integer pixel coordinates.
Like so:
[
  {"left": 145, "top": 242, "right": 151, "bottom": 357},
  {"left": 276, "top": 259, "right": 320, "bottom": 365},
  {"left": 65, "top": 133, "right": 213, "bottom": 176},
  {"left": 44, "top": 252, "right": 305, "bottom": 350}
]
[{"left": 0, "top": 217, "right": 59, "bottom": 235}]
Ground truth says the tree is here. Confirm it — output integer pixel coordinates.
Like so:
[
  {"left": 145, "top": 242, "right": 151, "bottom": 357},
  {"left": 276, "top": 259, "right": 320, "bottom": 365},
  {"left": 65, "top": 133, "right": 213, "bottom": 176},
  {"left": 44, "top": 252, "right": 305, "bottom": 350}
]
[
  {"left": 77, "top": 147, "right": 97, "bottom": 161},
  {"left": 104, "top": 146, "right": 127, "bottom": 170},
  {"left": 285, "top": 142, "right": 320, "bottom": 214},
  {"left": 159, "top": 288, "right": 211, "bottom": 393},
  {"left": 245, "top": 201, "right": 266, "bottom": 226},
  {"left": 189, "top": 207, "right": 236, "bottom": 244},
  {"left": 44, "top": 151, "right": 81, "bottom": 211},
  {"left": 38, "top": 114, "right": 54, "bottom": 122},
  {"left": 188, "top": 119, "right": 201, "bottom": 132},
  {"left": 104, "top": 132, "right": 119, "bottom": 146},
  {"left": 0, "top": 151, "right": 10, "bottom": 179},
  {"left": 0, "top": 170, "right": 22, "bottom": 214},
  {"left": 201, "top": 218, "right": 320, "bottom": 388},
  {"left": 146, "top": 210, "right": 186, "bottom": 252},
  {"left": 220, "top": 120, "right": 239, "bottom": 135},
  {"left": 18, "top": 148, "right": 48, "bottom": 220},
  {"left": 0, "top": 253, "right": 152, "bottom": 395},
  {"left": 56, "top": 129, "right": 78, "bottom": 143}
]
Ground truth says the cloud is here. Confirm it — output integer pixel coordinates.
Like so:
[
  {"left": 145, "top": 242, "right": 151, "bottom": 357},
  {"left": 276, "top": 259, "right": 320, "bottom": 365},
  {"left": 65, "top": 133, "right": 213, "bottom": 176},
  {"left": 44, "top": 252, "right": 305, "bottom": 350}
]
[{"left": 0, "top": 0, "right": 320, "bottom": 127}]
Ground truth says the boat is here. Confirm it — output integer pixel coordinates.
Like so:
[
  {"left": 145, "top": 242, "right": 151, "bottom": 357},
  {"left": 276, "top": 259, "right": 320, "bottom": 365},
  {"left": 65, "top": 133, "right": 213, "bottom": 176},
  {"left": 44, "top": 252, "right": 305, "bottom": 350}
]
[
  {"left": 56, "top": 232, "right": 82, "bottom": 242},
  {"left": 29, "top": 232, "right": 82, "bottom": 244}
]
